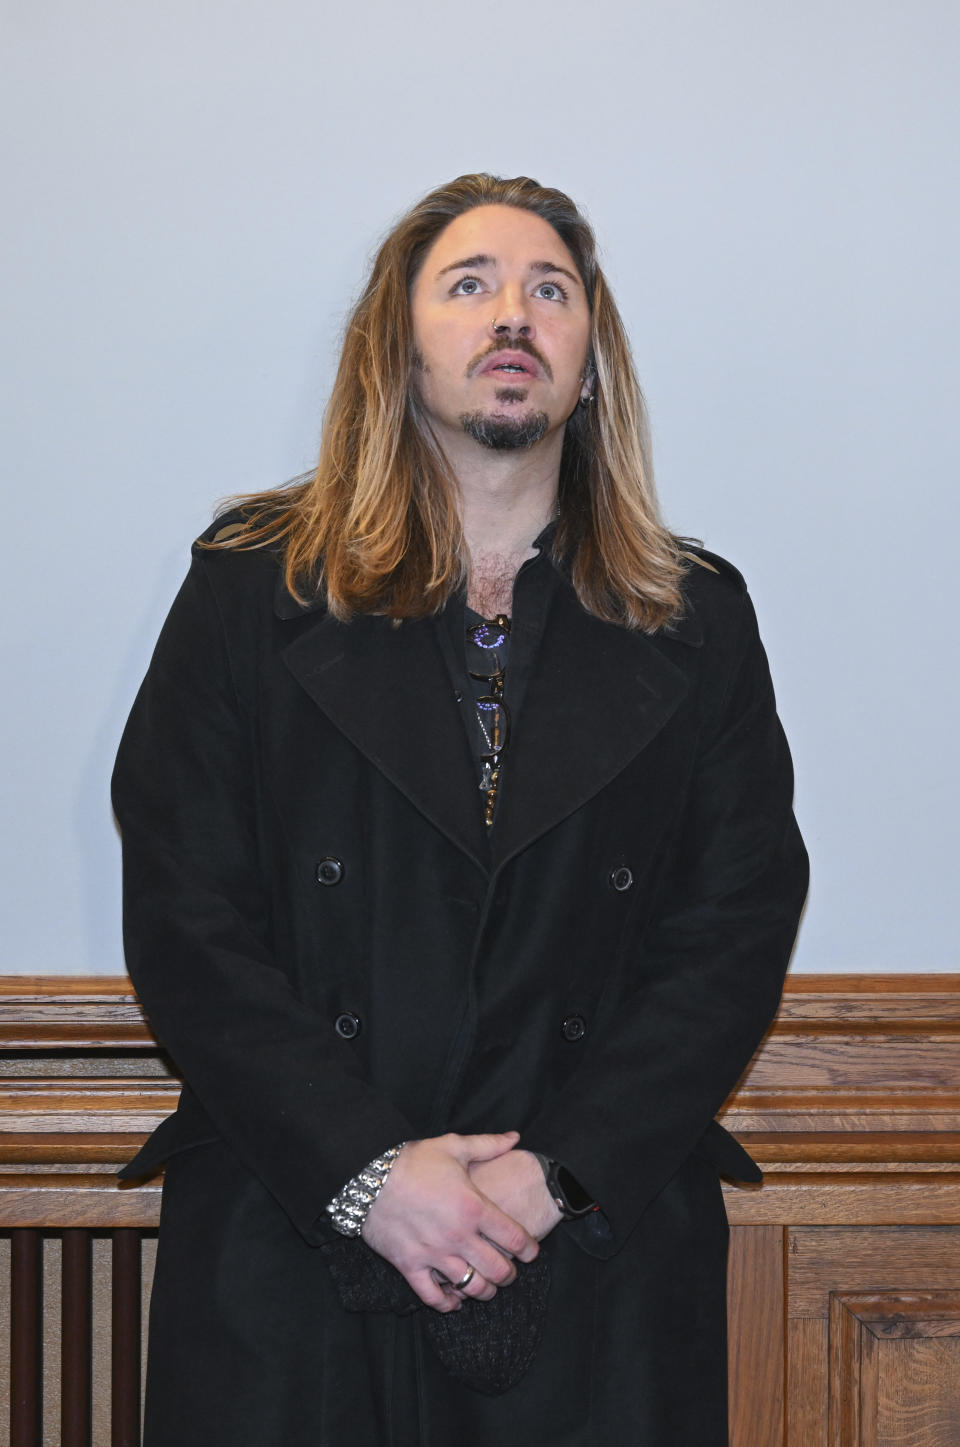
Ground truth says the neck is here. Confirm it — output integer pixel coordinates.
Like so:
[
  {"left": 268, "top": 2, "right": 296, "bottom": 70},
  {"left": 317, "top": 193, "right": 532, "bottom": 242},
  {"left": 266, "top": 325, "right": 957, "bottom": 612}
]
[{"left": 452, "top": 438, "right": 561, "bottom": 616}]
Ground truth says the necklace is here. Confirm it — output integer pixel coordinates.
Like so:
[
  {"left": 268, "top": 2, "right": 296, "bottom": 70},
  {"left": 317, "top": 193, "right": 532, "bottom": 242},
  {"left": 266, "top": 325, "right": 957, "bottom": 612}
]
[{"left": 465, "top": 613, "right": 511, "bottom": 828}]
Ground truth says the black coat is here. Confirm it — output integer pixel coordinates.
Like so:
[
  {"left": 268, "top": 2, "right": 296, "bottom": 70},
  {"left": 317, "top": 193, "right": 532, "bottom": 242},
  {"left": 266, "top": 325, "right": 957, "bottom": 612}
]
[{"left": 113, "top": 530, "right": 807, "bottom": 1446}]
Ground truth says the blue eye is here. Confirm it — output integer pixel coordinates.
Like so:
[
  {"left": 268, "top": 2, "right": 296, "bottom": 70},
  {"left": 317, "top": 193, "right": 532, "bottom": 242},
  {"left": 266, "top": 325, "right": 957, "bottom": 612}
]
[
  {"left": 453, "top": 276, "right": 483, "bottom": 295},
  {"left": 535, "top": 281, "right": 568, "bottom": 302}
]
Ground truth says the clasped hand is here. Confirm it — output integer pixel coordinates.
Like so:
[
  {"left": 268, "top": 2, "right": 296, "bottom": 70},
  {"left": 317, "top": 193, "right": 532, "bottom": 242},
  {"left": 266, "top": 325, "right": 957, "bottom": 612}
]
[{"left": 361, "top": 1131, "right": 562, "bottom": 1313}]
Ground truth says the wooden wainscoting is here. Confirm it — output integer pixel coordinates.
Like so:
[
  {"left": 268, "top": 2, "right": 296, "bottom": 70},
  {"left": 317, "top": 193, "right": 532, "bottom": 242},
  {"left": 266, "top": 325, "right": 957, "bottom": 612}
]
[
  {"left": 724, "top": 975, "right": 960, "bottom": 1446},
  {"left": 1, "top": 974, "right": 959, "bottom": 1446}
]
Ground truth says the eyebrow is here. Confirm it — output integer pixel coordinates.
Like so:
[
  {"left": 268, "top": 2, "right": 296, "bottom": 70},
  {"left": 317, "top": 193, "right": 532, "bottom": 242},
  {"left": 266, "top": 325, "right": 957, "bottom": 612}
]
[{"left": 436, "top": 254, "right": 582, "bottom": 287}]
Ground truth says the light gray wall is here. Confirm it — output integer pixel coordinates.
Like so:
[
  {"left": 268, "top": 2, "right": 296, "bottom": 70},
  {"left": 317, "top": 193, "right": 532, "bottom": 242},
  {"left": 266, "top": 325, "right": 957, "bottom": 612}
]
[{"left": 2, "top": 0, "right": 957, "bottom": 975}]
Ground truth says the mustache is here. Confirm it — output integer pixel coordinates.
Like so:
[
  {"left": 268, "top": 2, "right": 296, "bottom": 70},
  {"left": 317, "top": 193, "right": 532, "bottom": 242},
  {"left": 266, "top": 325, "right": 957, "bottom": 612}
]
[{"left": 468, "top": 336, "right": 553, "bottom": 382}]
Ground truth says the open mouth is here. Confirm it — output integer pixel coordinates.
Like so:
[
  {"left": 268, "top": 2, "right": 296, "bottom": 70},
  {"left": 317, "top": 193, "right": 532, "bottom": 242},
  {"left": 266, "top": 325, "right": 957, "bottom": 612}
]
[{"left": 477, "top": 350, "right": 543, "bottom": 380}]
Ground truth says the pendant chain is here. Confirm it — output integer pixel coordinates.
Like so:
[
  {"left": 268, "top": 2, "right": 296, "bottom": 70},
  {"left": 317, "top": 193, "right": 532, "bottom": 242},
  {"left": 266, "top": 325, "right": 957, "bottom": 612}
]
[{"left": 469, "top": 612, "right": 511, "bottom": 829}]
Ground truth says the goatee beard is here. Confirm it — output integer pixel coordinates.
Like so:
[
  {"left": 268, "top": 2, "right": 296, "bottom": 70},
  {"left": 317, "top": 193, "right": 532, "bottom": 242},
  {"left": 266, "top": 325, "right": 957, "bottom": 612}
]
[{"left": 459, "top": 408, "right": 549, "bottom": 451}]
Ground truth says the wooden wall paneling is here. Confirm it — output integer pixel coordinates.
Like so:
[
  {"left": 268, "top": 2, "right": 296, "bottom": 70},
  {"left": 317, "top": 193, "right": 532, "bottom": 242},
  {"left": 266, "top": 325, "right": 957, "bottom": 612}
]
[
  {"left": 0, "top": 1176, "right": 162, "bottom": 1230},
  {"left": 786, "top": 1224, "right": 960, "bottom": 1444},
  {"left": 728, "top": 1225, "right": 785, "bottom": 1447},
  {"left": 723, "top": 974, "right": 960, "bottom": 1142},
  {"left": 726, "top": 975, "right": 960, "bottom": 1444},
  {"left": 1, "top": 1232, "right": 156, "bottom": 1447},
  {"left": 877, "top": 1338, "right": 960, "bottom": 1446},
  {"left": 787, "top": 1227, "right": 960, "bottom": 1444},
  {"left": 10, "top": 1227, "right": 42, "bottom": 1447},
  {"left": 0, "top": 979, "right": 165, "bottom": 1442},
  {"left": 829, "top": 1292, "right": 960, "bottom": 1446},
  {"left": 787, "top": 1317, "right": 828, "bottom": 1447},
  {"left": 0, "top": 977, "right": 156, "bottom": 1049},
  {"left": 61, "top": 1229, "right": 93, "bottom": 1447},
  {"left": 788, "top": 1228, "right": 960, "bottom": 1318},
  {"left": 829, "top": 1287, "right": 869, "bottom": 1445},
  {"left": 726, "top": 1175, "right": 960, "bottom": 1227},
  {"left": 2, "top": 973, "right": 960, "bottom": 1445},
  {"left": 111, "top": 1232, "right": 142, "bottom": 1447}
]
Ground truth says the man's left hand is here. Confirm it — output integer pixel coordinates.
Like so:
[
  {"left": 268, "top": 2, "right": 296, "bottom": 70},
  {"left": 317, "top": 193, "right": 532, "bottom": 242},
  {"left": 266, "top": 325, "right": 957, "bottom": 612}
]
[{"left": 469, "top": 1147, "right": 563, "bottom": 1241}]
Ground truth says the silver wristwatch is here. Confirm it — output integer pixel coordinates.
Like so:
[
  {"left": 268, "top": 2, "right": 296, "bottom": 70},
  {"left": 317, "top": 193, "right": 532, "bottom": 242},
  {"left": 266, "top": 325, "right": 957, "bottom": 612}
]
[{"left": 325, "top": 1143, "right": 406, "bottom": 1237}]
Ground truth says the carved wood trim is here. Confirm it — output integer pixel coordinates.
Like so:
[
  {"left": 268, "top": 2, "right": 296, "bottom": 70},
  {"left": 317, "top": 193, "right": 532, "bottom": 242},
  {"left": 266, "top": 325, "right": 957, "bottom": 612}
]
[
  {"left": 0, "top": 976, "right": 151, "bottom": 1048},
  {"left": 0, "top": 1176, "right": 163, "bottom": 1227},
  {"left": 726, "top": 974, "right": 960, "bottom": 1139},
  {"left": 1, "top": 974, "right": 958, "bottom": 1226}
]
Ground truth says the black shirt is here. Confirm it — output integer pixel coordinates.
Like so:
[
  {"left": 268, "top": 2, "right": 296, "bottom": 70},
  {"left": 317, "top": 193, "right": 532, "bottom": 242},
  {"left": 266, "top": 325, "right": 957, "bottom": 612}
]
[{"left": 436, "top": 524, "right": 560, "bottom": 831}]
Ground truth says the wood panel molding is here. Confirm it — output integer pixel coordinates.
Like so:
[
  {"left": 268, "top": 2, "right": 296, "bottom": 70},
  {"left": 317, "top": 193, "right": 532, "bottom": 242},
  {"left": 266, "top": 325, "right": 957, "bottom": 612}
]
[
  {"left": 829, "top": 1291, "right": 960, "bottom": 1445},
  {"left": 3, "top": 973, "right": 960, "bottom": 1446},
  {"left": 1, "top": 972, "right": 960, "bottom": 1186},
  {"left": 1, "top": 972, "right": 958, "bottom": 1216},
  {"left": 0, "top": 976, "right": 152, "bottom": 1049}
]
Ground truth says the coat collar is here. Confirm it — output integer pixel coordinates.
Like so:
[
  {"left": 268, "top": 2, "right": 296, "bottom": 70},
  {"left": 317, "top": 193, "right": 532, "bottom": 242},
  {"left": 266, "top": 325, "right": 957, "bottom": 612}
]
[{"left": 278, "top": 571, "right": 694, "bottom": 872}]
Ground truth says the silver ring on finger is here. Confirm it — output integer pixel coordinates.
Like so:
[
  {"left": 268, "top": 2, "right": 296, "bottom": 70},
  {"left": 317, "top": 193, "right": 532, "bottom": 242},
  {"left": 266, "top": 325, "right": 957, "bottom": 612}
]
[{"left": 452, "top": 1265, "right": 476, "bottom": 1291}]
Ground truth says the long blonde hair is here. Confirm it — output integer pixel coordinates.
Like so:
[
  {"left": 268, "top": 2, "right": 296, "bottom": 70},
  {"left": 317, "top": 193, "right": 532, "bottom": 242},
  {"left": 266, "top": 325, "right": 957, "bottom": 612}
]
[{"left": 207, "top": 173, "right": 689, "bottom": 631}]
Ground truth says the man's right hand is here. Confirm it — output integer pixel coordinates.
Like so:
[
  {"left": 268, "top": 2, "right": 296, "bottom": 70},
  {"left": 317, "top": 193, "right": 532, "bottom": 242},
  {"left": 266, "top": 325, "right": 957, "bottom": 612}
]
[{"left": 361, "top": 1131, "right": 539, "bottom": 1313}]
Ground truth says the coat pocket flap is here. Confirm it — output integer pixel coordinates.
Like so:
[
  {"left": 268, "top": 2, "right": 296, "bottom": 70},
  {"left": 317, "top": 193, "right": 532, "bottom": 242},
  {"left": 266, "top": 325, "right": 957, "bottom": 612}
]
[
  {"left": 118, "top": 1093, "right": 220, "bottom": 1180},
  {"left": 694, "top": 1119, "right": 762, "bottom": 1183}
]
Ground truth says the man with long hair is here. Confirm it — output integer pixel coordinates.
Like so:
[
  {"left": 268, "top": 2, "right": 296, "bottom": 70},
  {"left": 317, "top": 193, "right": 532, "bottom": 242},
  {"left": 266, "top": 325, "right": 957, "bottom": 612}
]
[{"left": 114, "top": 174, "right": 807, "bottom": 1445}]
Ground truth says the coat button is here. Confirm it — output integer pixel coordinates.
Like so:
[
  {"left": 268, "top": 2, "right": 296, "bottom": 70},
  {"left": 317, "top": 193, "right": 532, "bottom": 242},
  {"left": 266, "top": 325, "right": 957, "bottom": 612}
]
[
  {"left": 609, "top": 866, "right": 633, "bottom": 892},
  {"left": 316, "top": 858, "right": 344, "bottom": 886},
  {"left": 562, "top": 1015, "right": 586, "bottom": 1042},
  {"left": 334, "top": 1012, "right": 361, "bottom": 1039}
]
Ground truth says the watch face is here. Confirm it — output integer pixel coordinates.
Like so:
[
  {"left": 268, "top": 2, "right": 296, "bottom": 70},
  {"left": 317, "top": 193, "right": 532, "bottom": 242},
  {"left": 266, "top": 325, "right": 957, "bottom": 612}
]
[{"left": 556, "top": 1165, "right": 595, "bottom": 1216}]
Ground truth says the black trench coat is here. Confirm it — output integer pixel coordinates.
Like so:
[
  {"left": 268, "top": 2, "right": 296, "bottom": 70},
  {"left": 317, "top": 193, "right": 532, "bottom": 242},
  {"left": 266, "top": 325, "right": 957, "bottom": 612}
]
[{"left": 113, "top": 528, "right": 807, "bottom": 1447}]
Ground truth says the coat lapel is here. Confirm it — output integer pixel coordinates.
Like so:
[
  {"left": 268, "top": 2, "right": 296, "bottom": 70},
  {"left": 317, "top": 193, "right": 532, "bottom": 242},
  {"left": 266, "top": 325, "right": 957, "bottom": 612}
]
[
  {"left": 280, "top": 603, "right": 490, "bottom": 871},
  {"left": 278, "top": 571, "right": 695, "bottom": 875},
  {"left": 490, "top": 581, "right": 693, "bottom": 869}
]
